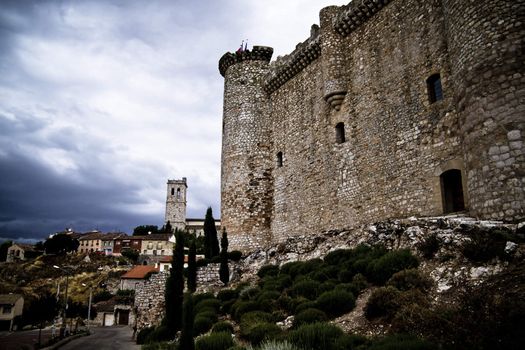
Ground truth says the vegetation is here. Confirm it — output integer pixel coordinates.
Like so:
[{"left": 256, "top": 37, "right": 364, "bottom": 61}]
[
  {"left": 0, "top": 240, "right": 12, "bottom": 261},
  {"left": 133, "top": 225, "right": 159, "bottom": 236},
  {"left": 180, "top": 294, "right": 195, "bottom": 350},
  {"left": 164, "top": 231, "right": 185, "bottom": 338},
  {"left": 188, "top": 239, "right": 197, "bottom": 292},
  {"left": 195, "top": 332, "right": 234, "bottom": 350},
  {"left": 121, "top": 249, "right": 139, "bottom": 263},
  {"left": 44, "top": 234, "right": 79, "bottom": 255},
  {"left": 203, "top": 207, "right": 220, "bottom": 259},
  {"left": 219, "top": 229, "right": 230, "bottom": 285}
]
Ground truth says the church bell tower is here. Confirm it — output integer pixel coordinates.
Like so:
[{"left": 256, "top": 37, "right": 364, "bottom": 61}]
[{"left": 165, "top": 178, "right": 187, "bottom": 231}]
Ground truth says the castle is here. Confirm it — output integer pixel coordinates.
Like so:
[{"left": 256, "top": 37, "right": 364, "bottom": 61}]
[{"left": 219, "top": 0, "right": 525, "bottom": 252}]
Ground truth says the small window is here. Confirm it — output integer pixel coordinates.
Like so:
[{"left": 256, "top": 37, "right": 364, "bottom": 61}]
[
  {"left": 177, "top": 188, "right": 181, "bottom": 199},
  {"left": 171, "top": 188, "right": 174, "bottom": 196},
  {"left": 3, "top": 306, "right": 12, "bottom": 314},
  {"left": 335, "top": 122, "right": 346, "bottom": 144},
  {"left": 427, "top": 73, "right": 443, "bottom": 103},
  {"left": 276, "top": 152, "right": 283, "bottom": 167}
]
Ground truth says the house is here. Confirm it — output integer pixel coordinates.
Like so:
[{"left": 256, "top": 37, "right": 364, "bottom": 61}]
[
  {"left": 6, "top": 243, "right": 39, "bottom": 262},
  {"left": 140, "top": 233, "right": 175, "bottom": 257},
  {"left": 100, "top": 233, "right": 128, "bottom": 255},
  {"left": 113, "top": 236, "right": 143, "bottom": 256},
  {"left": 186, "top": 218, "right": 221, "bottom": 237},
  {"left": 0, "top": 294, "right": 24, "bottom": 331},
  {"left": 77, "top": 231, "right": 105, "bottom": 254},
  {"left": 154, "top": 254, "right": 205, "bottom": 272},
  {"left": 120, "top": 265, "right": 159, "bottom": 291}
]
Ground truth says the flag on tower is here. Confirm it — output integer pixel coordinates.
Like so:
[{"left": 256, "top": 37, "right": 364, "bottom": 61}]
[
  {"left": 244, "top": 39, "right": 248, "bottom": 51},
  {"left": 236, "top": 40, "right": 244, "bottom": 53}
]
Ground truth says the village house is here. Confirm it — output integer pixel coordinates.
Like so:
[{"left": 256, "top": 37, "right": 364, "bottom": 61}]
[
  {"left": 77, "top": 231, "right": 105, "bottom": 254},
  {"left": 0, "top": 294, "right": 24, "bottom": 331},
  {"left": 120, "top": 265, "right": 159, "bottom": 291},
  {"left": 113, "top": 236, "right": 142, "bottom": 256},
  {"left": 6, "top": 243, "right": 39, "bottom": 262},
  {"left": 100, "top": 233, "right": 128, "bottom": 255},
  {"left": 140, "top": 233, "right": 175, "bottom": 256}
]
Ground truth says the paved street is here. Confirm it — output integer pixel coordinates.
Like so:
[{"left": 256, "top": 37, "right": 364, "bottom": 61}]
[
  {"left": 59, "top": 326, "right": 140, "bottom": 350},
  {"left": 0, "top": 328, "right": 53, "bottom": 350}
]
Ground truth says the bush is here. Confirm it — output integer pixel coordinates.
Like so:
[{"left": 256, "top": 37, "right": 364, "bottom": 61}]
[
  {"left": 387, "top": 269, "right": 433, "bottom": 292},
  {"left": 195, "top": 299, "right": 222, "bottom": 314},
  {"left": 333, "top": 334, "right": 368, "bottom": 350},
  {"left": 228, "top": 250, "right": 243, "bottom": 262},
  {"left": 137, "top": 326, "right": 155, "bottom": 345},
  {"left": 367, "top": 249, "right": 419, "bottom": 285},
  {"left": 232, "top": 301, "right": 261, "bottom": 321},
  {"left": 145, "top": 325, "right": 172, "bottom": 343},
  {"left": 365, "top": 286, "right": 402, "bottom": 320},
  {"left": 315, "top": 290, "right": 356, "bottom": 318},
  {"left": 244, "top": 322, "right": 282, "bottom": 346},
  {"left": 258, "top": 264, "right": 280, "bottom": 278},
  {"left": 461, "top": 229, "right": 507, "bottom": 263},
  {"left": 240, "top": 311, "right": 274, "bottom": 332},
  {"left": 287, "top": 322, "right": 344, "bottom": 350},
  {"left": 194, "top": 315, "right": 215, "bottom": 335},
  {"left": 250, "top": 340, "right": 299, "bottom": 350},
  {"left": 217, "top": 289, "right": 239, "bottom": 302},
  {"left": 294, "top": 300, "right": 316, "bottom": 314},
  {"left": 324, "top": 249, "right": 355, "bottom": 266},
  {"left": 239, "top": 287, "right": 261, "bottom": 301},
  {"left": 212, "top": 321, "right": 234, "bottom": 334},
  {"left": 260, "top": 274, "right": 292, "bottom": 292},
  {"left": 221, "top": 299, "right": 237, "bottom": 314},
  {"left": 195, "top": 332, "right": 234, "bottom": 350},
  {"left": 416, "top": 234, "right": 440, "bottom": 259},
  {"left": 194, "top": 293, "right": 216, "bottom": 305},
  {"left": 142, "top": 342, "right": 177, "bottom": 350},
  {"left": 309, "top": 266, "right": 339, "bottom": 282},
  {"left": 293, "top": 308, "right": 327, "bottom": 328},
  {"left": 368, "top": 334, "right": 438, "bottom": 350},
  {"left": 197, "top": 309, "right": 219, "bottom": 323},
  {"left": 289, "top": 279, "right": 320, "bottom": 300}
]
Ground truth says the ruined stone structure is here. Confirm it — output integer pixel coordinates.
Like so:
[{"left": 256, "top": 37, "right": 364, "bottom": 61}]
[{"left": 219, "top": 0, "right": 525, "bottom": 252}]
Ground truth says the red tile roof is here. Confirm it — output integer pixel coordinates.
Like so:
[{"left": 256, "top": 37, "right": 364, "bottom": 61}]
[{"left": 121, "top": 265, "right": 159, "bottom": 279}]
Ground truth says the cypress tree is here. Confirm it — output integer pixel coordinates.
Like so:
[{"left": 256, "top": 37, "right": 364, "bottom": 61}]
[
  {"left": 203, "top": 207, "right": 220, "bottom": 258},
  {"left": 187, "top": 239, "right": 197, "bottom": 292},
  {"left": 164, "top": 231, "right": 185, "bottom": 336},
  {"left": 219, "top": 229, "right": 230, "bottom": 285},
  {"left": 179, "top": 293, "right": 195, "bottom": 350}
]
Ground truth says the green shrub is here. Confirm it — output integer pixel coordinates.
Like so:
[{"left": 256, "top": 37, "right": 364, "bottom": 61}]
[
  {"left": 195, "top": 332, "right": 234, "bottom": 350},
  {"left": 217, "top": 289, "right": 239, "bottom": 302},
  {"left": 315, "top": 290, "right": 356, "bottom": 318},
  {"left": 387, "top": 269, "right": 433, "bottom": 292},
  {"left": 294, "top": 300, "right": 316, "bottom": 314},
  {"left": 333, "top": 334, "right": 368, "bottom": 350},
  {"left": 232, "top": 301, "right": 261, "bottom": 321},
  {"left": 287, "top": 322, "right": 344, "bottom": 350},
  {"left": 367, "top": 249, "right": 419, "bottom": 285},
  {"left": 244, "top": 322, "right": 282, "bottom": 346},
  {"left": 195, "top": 299, "right": 222, "bottom": 314},
  {"left": 293, "top": 308, "right": 327, "bottom": 328},
  {"left": 250, "top": 340, "right": 299, "bottom": 350},
  {"left": 194, "top": 315, "right": 215, "bottom": 335},
  {"left": 309, "top": 266, "right": 339, "bottom": 282},
  {"left": 228, "top": 250, "right": 243, "bottom": 262},
  {"left": 197, "top": 310, "right": 219, "bottom": 324},
  {"left": 319, "top": 280, "right": 337, "bottom": 293},
  {"left": 461, "top": 229, "right": 507, "bottom": 263},
  {"left": 258, "top": 264, "right": 280, "bottom": 278},
  {"left": 365, "top": 286, "right": 402, "bottom": 320},
  {"left": 337, "top": 269, "right": 355, "bottom": 283},
  {"left": 194, "top": 293, "right": 216, "bottom": 305},
  {"left": 227, "top": 347, "right": 246, "bottom": 350},
  {"left": 368, "top": 334, "right": 438, "bottom": 350},
  {"left": 141, "top": 342, "right": 177, "bottom": 350},
  {"left": 145, "top": 325, "right": 172, "bottom": 343},
  {"left": 212, "top": 321, "right": 234, "bottom": 334},
  {"left": 256, "top": 290, "right": 281, "bottom": 305},
  {"left": 239, "top": 287, "right": 261, "bottom": 301},
  {"left": 240, "top": 311, "right": 274, "bottom": 332},
  {"left": 260, "top": 274, "right": 292, "bottom": 292},
  {"left": 416, "top": 234, "right": 440, "bottom": 259},
  {"left": 324, "top": 249, "right": 355, "bottom": 266},
  {"left": 221, "top": 299, "right": 237, "bottom": 314},
  {"left": 136, "top": 326, "right": 154, "bottom": 345},
  {"left": 289, "top": 279, "right": 320, "bottom": 300}
]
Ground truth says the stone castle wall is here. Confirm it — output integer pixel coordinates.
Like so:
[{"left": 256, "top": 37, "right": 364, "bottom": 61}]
[{"left": 219, "top": 0, "right": 525, "bottom": 252}]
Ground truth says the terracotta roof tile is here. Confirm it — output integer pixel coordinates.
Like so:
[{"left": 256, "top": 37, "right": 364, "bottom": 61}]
[{"left": 121, "top": 265, "right": 159, "bottom": 279}]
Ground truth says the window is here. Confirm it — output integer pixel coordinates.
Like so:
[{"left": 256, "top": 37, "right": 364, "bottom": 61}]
[
  {"left": 171, "top": 188, "right": 174, "bottom": 196},
  {"left": 276, "top": 152, "right": 283, "bottom": 167},
  {"left": 3, "top": 306, "right": 12, "bottom": 314},
  {"left": 177, "top": 188, "right": 181, "bottom": 199},
  {"left": 427, "top": 73, "right": 443, "bottom": 103},
  {"left": 335, "top": 122, "right": 346, "bottom": 144}
]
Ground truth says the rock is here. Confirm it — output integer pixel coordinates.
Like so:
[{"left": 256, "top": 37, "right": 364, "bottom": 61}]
[{"left": 505, "top": 241, "right": 518, "bottom": 255}]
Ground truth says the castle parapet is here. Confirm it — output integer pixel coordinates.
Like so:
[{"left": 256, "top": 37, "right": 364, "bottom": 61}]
[
  {"left": 263, "top": 26, "right": 321, "bottom": 94},
  {"left": 334, "top": 0, "right": 390, "bottom": 36},
  {"left": 218, "top": 46, "right": 273, "bottom": 77}
]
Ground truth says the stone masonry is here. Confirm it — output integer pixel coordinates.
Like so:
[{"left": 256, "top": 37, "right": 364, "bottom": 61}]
[{"left": 219, "top": 0, "right": 525, "bottom": 252}]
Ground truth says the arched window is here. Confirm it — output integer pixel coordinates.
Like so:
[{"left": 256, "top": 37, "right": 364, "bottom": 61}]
[
  {"left": 176, "top": 188, "right": 181, "bottom": 199},
  {"left": 427, "top": 73, "right": 443, "bottom": 103},
  {"left": 335, "top": 122, "right": 346, "bottom": 144},
  {"left": 276, "top": 152, "right": 283, "bottom": 167},
  {"left": 440, "top": 169, "right": 465, "bottom": 213},
  {"left": 171, "top": 188, "right": 174, "bottom": 196}
]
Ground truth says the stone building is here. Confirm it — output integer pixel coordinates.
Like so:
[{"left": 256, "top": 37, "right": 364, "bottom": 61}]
[{"left": 219, "top": 0, "right": 525, "bottom": 252}]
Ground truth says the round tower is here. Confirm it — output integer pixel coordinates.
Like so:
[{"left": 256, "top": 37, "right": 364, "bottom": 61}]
[
  {"left": 219, "top": 46, "right": 274, "bottom": 252},
  {"left": 442, "top": 0, "right": 525, "bottom": 221}
]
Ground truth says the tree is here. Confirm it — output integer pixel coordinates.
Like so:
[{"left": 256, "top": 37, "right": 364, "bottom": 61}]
[
  {"left": 203, "top": 207, "right": 219, "bottom": 258},
  {"left": 121, "top": 249, "right": 139, "bottom": 263},
  {"left": 160, "top": 221, "right": 173, "bottom": 233},
  {"left": 133, "top": 225, "right": 159, "bottom": 236},
  {"left": 187, "top": 240, "right": 197, "bottom": 292},
  {"left": 23, "top": 293, "right": 58, "bottom": 346},
  {"left": 0, "top": 240, "right": 12, "bottom": 261},
  {"left": 179, "top": 293, "right": 195, "bottom": 350},
  {"left": 164, "top": 231, "right": 185, "bottom": 337},
  {"left": 219, "top": 229, "right": 230, "bottom": 285},
  {"left": 44, "top": 234, "right": 79, "bottom": 255}
]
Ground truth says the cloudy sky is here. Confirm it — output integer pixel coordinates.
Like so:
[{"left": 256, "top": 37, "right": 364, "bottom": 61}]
[{"left": 0, "top": 0, "right": 348, "bottom": 242}]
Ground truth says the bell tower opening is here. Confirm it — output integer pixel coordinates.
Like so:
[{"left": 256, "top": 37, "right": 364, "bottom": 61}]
[{"left": 440, "top": 169, "right": 465, "bottom": 213}]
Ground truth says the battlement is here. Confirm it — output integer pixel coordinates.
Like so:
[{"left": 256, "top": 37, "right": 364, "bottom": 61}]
[
  {"left": 218, "top": 46, "right": 274, "bottom": 77},
  {"left": 262, "top": 25, "right": 321, "bottom": 95},
  {"left": 334, "top": 0, "right": 391, "bottom": 36},
  {"left": 167, "top": 177, "right": 186, "bottom": 185}
]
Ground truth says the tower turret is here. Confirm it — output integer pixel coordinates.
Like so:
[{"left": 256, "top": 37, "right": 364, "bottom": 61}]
[
  {"left": 219, "top": 46, "right": 274, "bottom": 252},
  {"left": 165, "top": 178, "right": 187, "bottom": 230},
  {"left": 442, "top": 0, "right": 525, "bottom": 221}
]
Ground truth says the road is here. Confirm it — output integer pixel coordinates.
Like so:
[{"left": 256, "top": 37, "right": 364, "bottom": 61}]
[
  {"left": 0, "top": 328, "right": 53, "bottom": 350},
  {"left": 59, "top": 326, "right": 140, "bottom": 350}
]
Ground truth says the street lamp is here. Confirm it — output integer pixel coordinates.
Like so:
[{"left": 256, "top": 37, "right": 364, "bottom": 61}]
[
  {"left": 53, "top": 265, "right": 70, "bottom": 337},
  {"left": 82, "top": 283, "right": 93, "bottom": 332}
]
